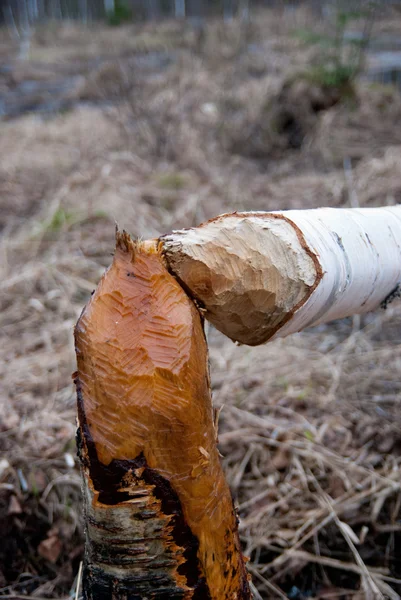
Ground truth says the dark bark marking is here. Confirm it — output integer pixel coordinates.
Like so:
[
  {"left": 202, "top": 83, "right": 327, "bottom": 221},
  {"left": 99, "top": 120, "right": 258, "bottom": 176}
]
[{"left": 75, "top": 378, "right": 211, "bottom": 599}]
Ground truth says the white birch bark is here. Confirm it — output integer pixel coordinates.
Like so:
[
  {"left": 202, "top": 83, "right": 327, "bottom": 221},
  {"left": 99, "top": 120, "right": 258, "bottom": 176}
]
[{"left": 161, "top": 206, "right": 401, "bottom": 346}]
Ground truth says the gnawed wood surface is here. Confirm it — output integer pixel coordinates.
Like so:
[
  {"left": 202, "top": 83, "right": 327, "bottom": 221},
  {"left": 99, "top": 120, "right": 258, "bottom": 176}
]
[
  {"left": 161, "top": 206, "right": 401, "bottom": 345},
  {"left": 74, "top": 233, "right": 251, "bottom": 599}
]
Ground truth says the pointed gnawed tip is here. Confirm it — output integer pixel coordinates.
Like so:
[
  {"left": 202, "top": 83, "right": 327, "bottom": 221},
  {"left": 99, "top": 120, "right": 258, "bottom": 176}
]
[
  {"left": 115, "top": 228, "right": 159, "bottom": 258},
  {"left": 115, "top": 228, "right": 136, "bottom": 257}
]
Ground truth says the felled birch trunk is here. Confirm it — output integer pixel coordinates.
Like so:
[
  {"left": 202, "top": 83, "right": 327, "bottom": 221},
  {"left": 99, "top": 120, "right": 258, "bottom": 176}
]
[
  {"left": 74, "top": 233, "right": 251, "bottom": 600},
  {"left": 161, "top": 206, "right": 401, "bottom": 345}
]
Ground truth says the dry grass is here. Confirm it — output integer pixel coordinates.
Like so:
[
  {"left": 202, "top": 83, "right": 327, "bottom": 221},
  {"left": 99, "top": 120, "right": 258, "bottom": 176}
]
[
  {"left": 1, "top": 7, "right": 401, "bottom": 599},
  {"left": 211, "top": 312, "right": 401, "bottom": 599},
  {"left": 312, "top": 84, "right": 401, "bottom": 168}
]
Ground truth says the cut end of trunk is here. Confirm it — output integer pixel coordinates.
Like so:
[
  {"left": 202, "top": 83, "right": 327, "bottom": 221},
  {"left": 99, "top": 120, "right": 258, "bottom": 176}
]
[
  {"left": 161, "top": 213, "right": 320, "bottom": 346},
  {"left": 75, "top": 232, "right": 251, "bottom": 599}
]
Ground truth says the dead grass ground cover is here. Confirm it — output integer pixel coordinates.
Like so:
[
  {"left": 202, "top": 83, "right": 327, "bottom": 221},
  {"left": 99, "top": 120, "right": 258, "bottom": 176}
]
[{"left": 1, "top": 7, "right": 401, "bottom": 599}]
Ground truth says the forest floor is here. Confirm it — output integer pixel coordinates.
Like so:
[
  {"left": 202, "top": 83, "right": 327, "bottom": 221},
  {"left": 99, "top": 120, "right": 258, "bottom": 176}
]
[{"left": 1, "top": 6, "right": 401, "bottom": 599}]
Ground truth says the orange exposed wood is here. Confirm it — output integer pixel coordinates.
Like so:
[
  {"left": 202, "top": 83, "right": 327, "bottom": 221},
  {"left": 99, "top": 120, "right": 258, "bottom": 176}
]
[{"left": 75, "top": 232, "right": 251, "bottom": 599}]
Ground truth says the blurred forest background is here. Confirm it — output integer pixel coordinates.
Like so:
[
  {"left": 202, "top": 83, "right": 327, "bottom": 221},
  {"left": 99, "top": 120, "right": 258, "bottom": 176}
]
[
  {"left": 0, "top": 0, "right": 363, "bottom": 23},
  {"left": 1, "top": 1, "right": 401, "bottom": 599}
]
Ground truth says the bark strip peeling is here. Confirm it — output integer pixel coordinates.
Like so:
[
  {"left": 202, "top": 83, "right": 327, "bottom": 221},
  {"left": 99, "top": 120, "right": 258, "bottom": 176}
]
[
  {"left": 161, "top": 206, "right": 401, "bottom": 346},
  {"left": 74, "top": 233, "right": 251, "bottom": 600}
]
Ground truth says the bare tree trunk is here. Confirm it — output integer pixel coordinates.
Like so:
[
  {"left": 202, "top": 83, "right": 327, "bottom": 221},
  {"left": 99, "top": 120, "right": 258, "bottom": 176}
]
[
  {"left": 3, "top": 2, "right": 20, "bottom": 40},
  {"left": 161, "top": 206, "right": 401, "bottom": 345},
  {"left": 146, "top": 0, "right": 160, "bottom": 19},
  {"left": 239, "top": 0, "right": 250, "bottom": 22},
  {"left": 18, "top": 0, "right": 31, "bottom": 59},
  {"left": 223, "top": 0, "right": 236, "bottom": 21},
  {"left": 186, "top": 0, "right": 205, "bottom": 18},
  {"left": 79, "top": 0, "right": 88, "bottom": 23},
  {"left": 104, "top": 0, "right": 115, "bottom": 14},
  {"left": 28, "top": 0, "right": 39, "bottom": 21},
  {"left": 36, "top": 0, "right": 45, "bottom": 20},
  {"left": 175, "top": 0, "right": 185, "bottom": 18},
  {"left": 52, "top": 0, "right": 62, "bottom": 19},
  {"left": 75, "top": 233, "right": 251, "bottom": 599}
]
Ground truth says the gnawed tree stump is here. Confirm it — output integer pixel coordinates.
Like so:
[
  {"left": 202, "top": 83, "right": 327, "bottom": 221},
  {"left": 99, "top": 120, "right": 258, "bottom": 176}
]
[{"left": 74, "top": 233, "right": 251, "bottom": 600}]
